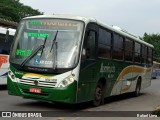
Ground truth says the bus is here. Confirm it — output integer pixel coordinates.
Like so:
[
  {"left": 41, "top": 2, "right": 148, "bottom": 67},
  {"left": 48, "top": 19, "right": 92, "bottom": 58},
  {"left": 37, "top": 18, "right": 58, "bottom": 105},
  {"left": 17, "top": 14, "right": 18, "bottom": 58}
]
[
  {"left": 152, "top": 61, "right": 160, "bottom": 79},
  {"left": 0, "top": 26, "right": 16, "bottom": 85},
  {"left": 7, "top": 15, "right": 153, "bottom": 106}
]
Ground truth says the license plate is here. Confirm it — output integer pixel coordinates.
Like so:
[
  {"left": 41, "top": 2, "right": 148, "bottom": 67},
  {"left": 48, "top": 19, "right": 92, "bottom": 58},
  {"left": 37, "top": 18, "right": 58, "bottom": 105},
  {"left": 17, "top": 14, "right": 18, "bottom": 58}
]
[{"left": 29, "top": 88, "right": 41, "bottom": 94}]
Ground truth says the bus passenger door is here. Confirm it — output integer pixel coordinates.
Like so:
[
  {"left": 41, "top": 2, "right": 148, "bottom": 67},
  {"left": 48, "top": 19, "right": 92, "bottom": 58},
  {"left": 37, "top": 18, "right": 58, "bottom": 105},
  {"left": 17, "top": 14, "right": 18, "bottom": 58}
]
[{"left": 77, "top": 28, "right": 97, "bottom": 103}]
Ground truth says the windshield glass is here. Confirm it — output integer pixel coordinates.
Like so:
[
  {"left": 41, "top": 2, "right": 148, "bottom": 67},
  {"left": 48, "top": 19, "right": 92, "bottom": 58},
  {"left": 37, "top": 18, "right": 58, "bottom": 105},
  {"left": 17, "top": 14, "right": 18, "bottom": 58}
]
[{"left": 10, "top": 19, "right": 84, "bottom": 69}]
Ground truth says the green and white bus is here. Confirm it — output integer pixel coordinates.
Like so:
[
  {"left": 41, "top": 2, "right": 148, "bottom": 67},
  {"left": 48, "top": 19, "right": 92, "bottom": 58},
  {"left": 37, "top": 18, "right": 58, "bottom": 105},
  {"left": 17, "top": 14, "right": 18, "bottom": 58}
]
[{"left": 7, "top": 15, "right": 153, "bottom": 106}]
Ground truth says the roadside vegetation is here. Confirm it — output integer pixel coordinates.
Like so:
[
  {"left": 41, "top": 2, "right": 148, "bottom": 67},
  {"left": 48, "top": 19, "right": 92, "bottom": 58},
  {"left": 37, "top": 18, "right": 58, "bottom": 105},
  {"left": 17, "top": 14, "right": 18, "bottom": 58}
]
[
  {"left": 143, "top": 33, "right": 160, "bottom": 62},
  {"left": 0, "top": 0, "right": 43, "bottom": 22}
]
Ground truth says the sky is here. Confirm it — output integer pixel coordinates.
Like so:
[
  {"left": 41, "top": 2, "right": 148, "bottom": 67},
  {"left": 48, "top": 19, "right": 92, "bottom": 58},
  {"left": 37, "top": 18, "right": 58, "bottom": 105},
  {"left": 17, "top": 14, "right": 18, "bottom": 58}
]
[{"left": 19, "top": 0, "right": 160, "bottom": 37}]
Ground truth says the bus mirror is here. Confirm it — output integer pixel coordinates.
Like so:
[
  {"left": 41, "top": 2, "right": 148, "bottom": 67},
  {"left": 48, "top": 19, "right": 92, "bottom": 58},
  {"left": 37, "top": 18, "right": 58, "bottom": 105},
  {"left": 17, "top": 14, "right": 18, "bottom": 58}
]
[{"left": 5, "top": 29, "right": 9, "bottom": 42}]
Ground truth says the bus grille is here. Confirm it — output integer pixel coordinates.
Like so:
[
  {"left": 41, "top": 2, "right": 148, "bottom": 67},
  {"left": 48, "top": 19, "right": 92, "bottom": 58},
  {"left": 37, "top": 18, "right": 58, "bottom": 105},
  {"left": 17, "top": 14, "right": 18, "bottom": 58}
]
[{"left": 19, "top": 79, "right": 56, "bottom": 88}]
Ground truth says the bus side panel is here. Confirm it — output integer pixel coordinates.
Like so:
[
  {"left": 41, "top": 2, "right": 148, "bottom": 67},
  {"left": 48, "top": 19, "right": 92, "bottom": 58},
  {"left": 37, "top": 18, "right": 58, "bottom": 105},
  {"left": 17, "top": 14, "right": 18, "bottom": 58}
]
[
  {"left": 77, "top": 59, "right": 152, "bottom": 103},
  {"left": 140, "top": 64, "right": 152, "bottom": 89},
  {"left": 77, "top": 62, "right": 97, "bottom": 103},
  {"left": 77, "top": 60, "right": 124, "bottom": 103},
  {"left": 111, "top": 63, "right": 152, "bottom": 95},
  {"left": 110, "top": 60, "right": 127, "bottom": 96}
]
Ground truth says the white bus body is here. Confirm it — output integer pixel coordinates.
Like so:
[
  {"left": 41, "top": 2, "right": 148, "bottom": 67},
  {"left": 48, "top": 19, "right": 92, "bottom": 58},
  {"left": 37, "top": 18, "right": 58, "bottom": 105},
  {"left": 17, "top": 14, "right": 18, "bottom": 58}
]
[{"left": 0, "top": 26, "right": 16, "bottom": 85}]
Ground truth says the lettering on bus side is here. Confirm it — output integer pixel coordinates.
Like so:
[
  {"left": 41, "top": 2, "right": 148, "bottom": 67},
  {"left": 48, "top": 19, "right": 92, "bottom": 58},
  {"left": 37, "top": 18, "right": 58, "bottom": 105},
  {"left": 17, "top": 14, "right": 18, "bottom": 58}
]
[{"left": 100, "top": 63, "right": 115, "bottom": 78}]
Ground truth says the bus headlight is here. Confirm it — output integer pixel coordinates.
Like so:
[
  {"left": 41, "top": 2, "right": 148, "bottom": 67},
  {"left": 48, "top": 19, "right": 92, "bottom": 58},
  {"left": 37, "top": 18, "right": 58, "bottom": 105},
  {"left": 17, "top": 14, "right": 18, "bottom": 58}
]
[
  {"left": 8, "top": 70, "right": 16, "bottom": 82},
  {"left": 58, "top": 75, "right": 75, "bottom": 88},
  {"left": 8, "top": 71, "right": 12, "bottom": 76}
]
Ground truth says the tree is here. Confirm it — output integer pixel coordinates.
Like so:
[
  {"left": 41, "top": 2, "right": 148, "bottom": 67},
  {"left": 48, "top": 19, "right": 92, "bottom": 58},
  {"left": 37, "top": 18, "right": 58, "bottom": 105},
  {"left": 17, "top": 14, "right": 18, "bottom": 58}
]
[
  {"left": 0, "top": 0, "right": 43, "bottom": 22},
  {"left": 143, "top": 33, "right": 160, "bottom": 62}
]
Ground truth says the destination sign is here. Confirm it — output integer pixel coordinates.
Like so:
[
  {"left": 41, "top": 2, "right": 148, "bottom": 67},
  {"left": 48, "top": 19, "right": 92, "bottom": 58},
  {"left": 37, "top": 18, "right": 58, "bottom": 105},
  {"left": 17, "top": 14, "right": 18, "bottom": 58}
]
[
  {"left": 29, "top": 21, "right": 79, "bottom": 27},
  {"left": 28, "top": 32, "right": 50, "bottom": 38},
  {"left": 27, "top": 20, "right": 81, "bottom": 30}
]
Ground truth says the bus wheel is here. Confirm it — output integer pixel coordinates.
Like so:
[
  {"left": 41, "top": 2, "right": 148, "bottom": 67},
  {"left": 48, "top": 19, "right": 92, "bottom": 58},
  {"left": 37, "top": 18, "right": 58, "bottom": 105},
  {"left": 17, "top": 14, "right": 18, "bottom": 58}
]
[
  {"left": 133, "top": 79, "right": 141, "bottom": 97},
  {"left": 93, "top": 82, "right": 103, "bottom": 106}
]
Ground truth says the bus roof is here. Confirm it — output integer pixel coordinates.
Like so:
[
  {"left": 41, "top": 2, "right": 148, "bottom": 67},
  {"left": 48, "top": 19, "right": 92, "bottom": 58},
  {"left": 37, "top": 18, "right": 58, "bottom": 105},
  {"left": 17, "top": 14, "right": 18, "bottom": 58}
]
[
  {"left": 0, "top": 26, "right": 16, "bottom": 35},
  {"left": 23, "top": 14, "right": 154, "bottom": 48},
  {"left": 8, "top": 28, "right": 16, "bottom": 36}
]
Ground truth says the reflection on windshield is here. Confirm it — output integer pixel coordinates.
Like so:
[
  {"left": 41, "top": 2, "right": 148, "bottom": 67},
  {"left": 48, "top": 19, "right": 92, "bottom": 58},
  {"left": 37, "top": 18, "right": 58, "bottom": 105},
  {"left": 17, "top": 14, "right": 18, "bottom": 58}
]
[
  {"left": 10, "top": 19, "right": 84, "bottom": 69},
  {"left": 20, "top": 36, "right": 48, "bottom": 68}
]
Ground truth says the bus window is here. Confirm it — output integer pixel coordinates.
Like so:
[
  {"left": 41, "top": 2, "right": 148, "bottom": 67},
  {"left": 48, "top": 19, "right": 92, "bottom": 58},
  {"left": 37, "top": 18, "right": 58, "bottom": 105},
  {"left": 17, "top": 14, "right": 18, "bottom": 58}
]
[
  {"left": 124, "top": 38, "right": 133, "bottom": 62},
  {"left": 142, "top": 45, "right": 147, "bottom": 64},
  {"left": 113, "top": 34, "right": 124, "bottom": 60},
  {"left": 87, "top": 31, "right": 96, "bottom": 59},
  {"left": 98, "top": 28, "right": 111, "bottom": 59},
  {"left": 0, "top": 33, "right": 10, "bottom": 54},
  {"left": 82, "top": 30, "right": 96, "bottom": 60},
  {"left": 147, "top": 47, "right": 153, "bottom": 66},
  {"left": 134, "top": 42, "right": 141, "bottom": 63}
]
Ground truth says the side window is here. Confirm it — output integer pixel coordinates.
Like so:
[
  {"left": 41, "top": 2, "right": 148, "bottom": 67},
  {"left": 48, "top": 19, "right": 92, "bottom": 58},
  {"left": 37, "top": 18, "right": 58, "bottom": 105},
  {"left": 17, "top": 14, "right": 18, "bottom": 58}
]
[
  {"left": 147, "top": 47, "right": 153, "bottom": 66},
  {"left": 125, "top": 38, "right": 133, "bottom": 62},
  {"left": 134, "top": 42, "right": 141, "bottom": 63},
  {"left": 113, "top": 34, "right": 124, "bottom": 60},
  {"left": 7, "top": 35, "right": 14, "bottom": 54},
  {"left": 0, "top": 33, "right": 9, "bottom": 54},
  {"left": 98, "top": 28, "right": 111, "bottom": 59},
  {"left": 82, "top": 30, "right": 96, "bottom": 60},
  {"left": 142, "top": 45, "right": 147, "bottom": 64}
]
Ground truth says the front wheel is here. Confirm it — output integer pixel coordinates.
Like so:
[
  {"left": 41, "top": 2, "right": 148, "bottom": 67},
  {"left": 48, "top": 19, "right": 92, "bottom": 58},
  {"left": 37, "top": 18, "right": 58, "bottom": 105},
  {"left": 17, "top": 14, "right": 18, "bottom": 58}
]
[{"left": 93, "top": 82, "right": 103, "bottom": 107}]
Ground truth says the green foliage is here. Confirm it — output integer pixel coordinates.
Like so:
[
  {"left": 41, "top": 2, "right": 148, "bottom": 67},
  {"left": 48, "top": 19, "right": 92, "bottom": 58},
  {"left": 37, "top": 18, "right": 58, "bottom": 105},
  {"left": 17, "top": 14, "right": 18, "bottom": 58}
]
[
  {"left": 143, "top": 33, "right": 160, "bottom": 62},
  {"left": 0, "top": 0, "right": 43, "bottom": 22}
]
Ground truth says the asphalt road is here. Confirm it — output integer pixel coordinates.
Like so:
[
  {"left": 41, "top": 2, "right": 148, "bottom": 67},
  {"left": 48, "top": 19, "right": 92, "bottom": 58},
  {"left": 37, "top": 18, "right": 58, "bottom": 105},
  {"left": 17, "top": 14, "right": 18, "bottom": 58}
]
[{"left": 0, "top": 79, "right": 160, "bottom": 120}]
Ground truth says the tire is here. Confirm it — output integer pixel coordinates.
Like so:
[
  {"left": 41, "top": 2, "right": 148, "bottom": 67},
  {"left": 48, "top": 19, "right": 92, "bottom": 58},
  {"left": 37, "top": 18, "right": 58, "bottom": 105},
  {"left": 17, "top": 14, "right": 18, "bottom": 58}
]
[
  {"left": 93, "top": 82, "right": 103, "bottom": 107},
  {"left": 133, "top": 79, "right": 141, "bottom": 97}
]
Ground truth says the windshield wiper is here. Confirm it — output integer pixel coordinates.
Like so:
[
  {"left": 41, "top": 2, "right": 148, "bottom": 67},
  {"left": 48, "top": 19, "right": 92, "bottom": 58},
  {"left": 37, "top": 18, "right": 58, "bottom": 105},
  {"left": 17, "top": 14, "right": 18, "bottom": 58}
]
[
  {"left": 49, "top": 30, "right": 58, "bottom": 69},
  {"left": 40, "top": 36, "right": 47, "bottom": 57},
  {"left": 20, "top": 36, "right": 48, "bottom": 68},
  {"left": 50, "top": 30, "right": 58, "bottom": 52}
]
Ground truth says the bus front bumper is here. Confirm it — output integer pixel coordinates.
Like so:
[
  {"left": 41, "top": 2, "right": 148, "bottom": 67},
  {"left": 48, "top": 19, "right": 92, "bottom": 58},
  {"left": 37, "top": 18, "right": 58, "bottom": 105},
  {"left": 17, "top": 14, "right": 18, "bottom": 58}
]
[{"left": 7, "top": 77, "right": 77, "bottom": 104}]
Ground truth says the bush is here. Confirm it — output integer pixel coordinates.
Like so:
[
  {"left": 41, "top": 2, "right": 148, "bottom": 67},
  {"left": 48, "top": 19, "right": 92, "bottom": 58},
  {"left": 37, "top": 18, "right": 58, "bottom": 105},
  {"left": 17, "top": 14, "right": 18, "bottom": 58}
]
[{"left": 151, "top": 109, "right": 160, "bottom": 117}]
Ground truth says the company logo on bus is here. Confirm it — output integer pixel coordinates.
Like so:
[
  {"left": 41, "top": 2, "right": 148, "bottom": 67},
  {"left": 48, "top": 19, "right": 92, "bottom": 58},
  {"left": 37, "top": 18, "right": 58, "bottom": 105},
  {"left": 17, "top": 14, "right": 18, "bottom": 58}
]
[
  {"left": 0, "top": 55, "right": 8, "bottom": 67},
  {"left": 100, "top": 63, "right": 115, "bottom": 73},
  {"left": 34, "top": 80, "right": 39, "bottom": 86}
]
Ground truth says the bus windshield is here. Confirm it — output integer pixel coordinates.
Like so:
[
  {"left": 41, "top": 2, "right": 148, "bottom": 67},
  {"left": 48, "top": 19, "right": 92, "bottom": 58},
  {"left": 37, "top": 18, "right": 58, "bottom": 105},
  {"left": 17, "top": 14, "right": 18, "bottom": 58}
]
[{"left": 10, "top": 19, "right": 84, "bottom": 69}]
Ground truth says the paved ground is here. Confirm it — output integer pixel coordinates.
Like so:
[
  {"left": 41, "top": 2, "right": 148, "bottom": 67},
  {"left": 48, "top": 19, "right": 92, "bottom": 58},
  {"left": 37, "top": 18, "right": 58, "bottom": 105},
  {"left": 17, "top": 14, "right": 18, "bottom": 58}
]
[{"left": 0, "top": 78, "right": 160, "bottom": 120}]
